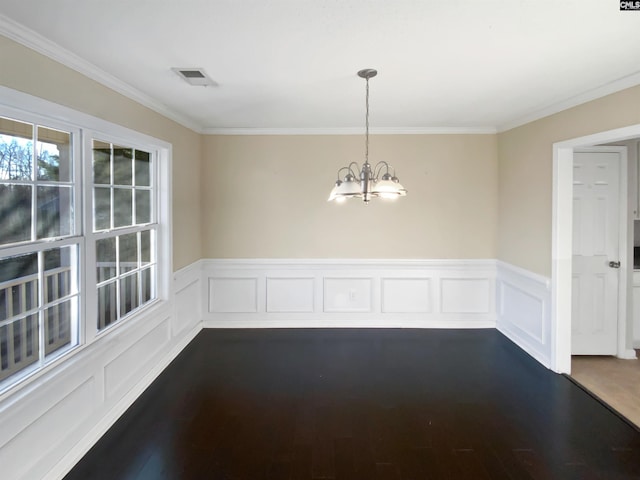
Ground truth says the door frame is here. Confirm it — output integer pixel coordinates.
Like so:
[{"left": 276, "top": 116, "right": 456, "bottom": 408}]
[{"left": 553, "top": 126, "right": 639, "bottom": 373}]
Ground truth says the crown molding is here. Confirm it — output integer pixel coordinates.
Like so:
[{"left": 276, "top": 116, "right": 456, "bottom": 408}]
[
  {"left": 498, "top": 70, "right": 640, "bottom": 133},
  {"left": 201, "top": 126, "right": 497, "bottom": 135},
  {"left": 0, "top": 14, "right": 203, "bottom": 134},
  {"left": 5, "top": 13, "right": 639, "bottom": 137}
]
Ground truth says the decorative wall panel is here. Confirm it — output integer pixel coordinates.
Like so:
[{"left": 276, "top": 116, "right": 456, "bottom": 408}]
[
  {"left": 381, "top": 278, "right": 431, "bottom": 313},
  {"left": 441, "top": 278, "right": 491, "bottom": 313},
  {"left": 209, "top": 277, "right": 258, "bottom": 313},
  {"left": 496, "top": 261, "right": 551, "bottom": 368},
  {"left": 323, "top": 278, "right": 372, "bottom": 313},
  {"left": 203, "top": 259, "right": 496, "bottom": 328},
  {"left": 266, "top": 277, "right": 314, "bottom": 313}
]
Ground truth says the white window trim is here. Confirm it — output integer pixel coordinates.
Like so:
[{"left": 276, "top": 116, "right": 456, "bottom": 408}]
[
  {"left": 0, "top": 86, "right": 173, "bottom": 399},
  {"left": 83, "top": 130, "right": 163, "bottom": 341}
]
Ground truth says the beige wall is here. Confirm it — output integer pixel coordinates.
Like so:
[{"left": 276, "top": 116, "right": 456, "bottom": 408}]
[
  {"left": 0, "top": 35, "right": 202, "bottom": 270},
  {"left": 202, "top": 134, "right": 498, "bottom": 259},
  {"left": 498, "top": 85, "right": 640, "bottom": 277},
  {"left": 9, "top": 31, "right": 640, "bottom": 273}
]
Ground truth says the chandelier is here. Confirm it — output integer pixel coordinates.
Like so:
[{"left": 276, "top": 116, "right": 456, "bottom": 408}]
[{"left": 328, "top": 69, "right": 407, "bottom": 204}]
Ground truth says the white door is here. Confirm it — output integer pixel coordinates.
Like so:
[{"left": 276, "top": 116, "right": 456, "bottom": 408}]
[{"left": 572, "top": 150, "right": 621, "bottom": 355}]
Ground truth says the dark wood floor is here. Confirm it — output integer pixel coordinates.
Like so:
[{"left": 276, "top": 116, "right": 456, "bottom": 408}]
[{"left": 64, "top": 329, "right": 640, "bottom": 479}]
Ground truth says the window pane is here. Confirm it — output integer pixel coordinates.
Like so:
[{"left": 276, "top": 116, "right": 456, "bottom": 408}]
[
  {"left": 97, "top": 282, "right": 117, "bottom": 330},
  {"left": 113, "top": 188, "right": 132, "bottom": 227},
  {"left": 87, "top": 139, "right": 157, "bottom": 334},
  {"left": 135, "top": 189, "right": 150, "bottom": 224},
  {"left": 44, "top": 298, "right": 75, "bottom": 357},
  {"left": 0, "top": 314, "right": 39, "bottom": 382},
  {"left": 134, "top": 150, "right": 150, "bottom": 186},
  {"left": 94, "top": 187, "right": 111, "bottom": 231},
  {"left": 44, "top": 246, "right": 77, "bottom": 303},
  {"left": 0, "top": 253, "right": 38, "bottom": 321},
  {"left": 140, "top": 266, "right": 154, "bottom": 304},
  {"left": 120, "top": 274, "right": 138, "bottom": 317},
  {"left": 140, "top": 230, "right": 151, "bottom": 266},
  {"left": 0, "top": 185, "right": 32, "bottom": 245},
  {"left": 96, "top": 237, "right": 116, "bottom": 282},
  {"left": 0, "top": 117, "right": 33, "bottom": 181},
  {"left": 93, "top": 140, "right": 111, "bottom": 185},
  {"left": 119, "top": 233, "right": 138, "bottom": 273},
  {"left": 37, "top": 127, "right": 71, "bottom": 182},
  {"left": 37, "top": 186, "right": 73, "bottom": 239},
  {"left": 113, "top": 146, "right": 132, "bottom": 186}
]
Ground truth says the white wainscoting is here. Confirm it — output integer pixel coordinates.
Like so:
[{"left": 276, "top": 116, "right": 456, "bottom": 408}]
[
  {"left": 0, "top": 258, "right": 556, "bottom": 479},
  {"left": 0, "top": 261, "right": 203, "bottom": 480},
  {"left": 203, "top": 259, "right": 497, "bottom": 328},
  {"left": 496, "top": 260, "right": 552, "bottom": 368}
]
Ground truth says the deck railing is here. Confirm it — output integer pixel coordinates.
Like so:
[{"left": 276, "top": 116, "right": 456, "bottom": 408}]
[
  {"left": 1, "top": 262, "right": 148, "bottom": 383},
  {"left": 0, "top": 266, "right": 73, "bottom": 382},
  {"left": 96, "top": 262, "right": 138, "bottom": 330}
]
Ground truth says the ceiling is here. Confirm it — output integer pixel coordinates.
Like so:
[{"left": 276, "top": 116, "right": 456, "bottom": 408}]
[{"left": 1, "top": 1, "right": 640, "bottom": 133}]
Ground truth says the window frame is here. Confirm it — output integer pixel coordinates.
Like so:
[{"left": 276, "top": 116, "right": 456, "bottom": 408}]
[
  {"left": 0, "top": 87, "right": 173, "bottom": 398},
  {"left": 0, "top": 112, "right": 84, "bottom": 385},
  {"left": 83, "top": 131, "right": 162, "bottom": 341}
]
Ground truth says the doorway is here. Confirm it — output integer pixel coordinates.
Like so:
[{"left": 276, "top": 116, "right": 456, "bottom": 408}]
[
  {"left": 552, "top": 126, "right": 640, "bottom": 374},
  {"left": 554, "top": 129, "right": 640, "bottom": 428}
]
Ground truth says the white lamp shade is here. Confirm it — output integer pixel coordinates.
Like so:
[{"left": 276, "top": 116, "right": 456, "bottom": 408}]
[
  {"left": 372, "top": 179, "right": 402, "bottom": 198},
  {"left": 336, "top": 180, "right": 363, "bottom": 196},
  {"left": 327, "top": 184, "right": 339, "bottom": 201},
  {"left": 328, "top": 180, "right": 362, "bottom": 201}
]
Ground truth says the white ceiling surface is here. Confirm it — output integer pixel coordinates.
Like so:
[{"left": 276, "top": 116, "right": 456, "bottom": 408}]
[{"left": 1, "top": 1, "right": 640, "bottom": 133}]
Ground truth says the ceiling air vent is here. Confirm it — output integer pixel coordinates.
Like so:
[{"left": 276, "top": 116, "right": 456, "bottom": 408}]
[{"left": 172, "top": 68, "right": 217, "bottom": 86}]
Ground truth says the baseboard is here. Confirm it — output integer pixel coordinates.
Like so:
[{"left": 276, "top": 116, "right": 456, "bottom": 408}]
[
  {"left": 204, "top": 318, "right": 496, "bottom": 329},
  {"left": 497, "top": 325, "right": 550, "bottom": 368},
  {"left": 617, "top": 348, "right": 638, "bottom": 360},
  {"left": 45, "top": 323, "right": 202, "bottom": 480}
]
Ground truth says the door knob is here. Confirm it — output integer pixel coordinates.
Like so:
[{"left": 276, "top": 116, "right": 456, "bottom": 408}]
[{"left": 608, "top": 261, "right": 621, "bottom": 268}]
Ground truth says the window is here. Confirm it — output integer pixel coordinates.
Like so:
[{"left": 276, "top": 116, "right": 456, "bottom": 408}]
[
  {"left": 0, "top": 98, "right": 168, "bottom": 393},
  {"left": 0, "top": 117, "right": 80, "bottom": 383},
  {"left": 92, "top": 140, "right": 157, "bottom": 330}
]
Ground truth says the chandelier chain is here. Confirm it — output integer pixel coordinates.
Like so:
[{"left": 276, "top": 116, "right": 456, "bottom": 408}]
[{"left": 365, "top": 77, "right": 369, "bottom": 164}]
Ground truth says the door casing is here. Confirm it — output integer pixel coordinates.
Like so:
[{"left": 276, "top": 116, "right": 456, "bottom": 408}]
[{"left": 553, "top": 127, "right": 640, "bottom": 374}]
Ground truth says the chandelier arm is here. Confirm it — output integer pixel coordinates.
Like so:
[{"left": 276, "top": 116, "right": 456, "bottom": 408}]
[
  {"left": 373, "top": 161, "right": 391, "bottom": 179},
  {"left": 348, "top": 161, "right": 361, "bottom": 178},
  {"left": 336, "top": 166, "right": 352, "bottom": 181}
]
